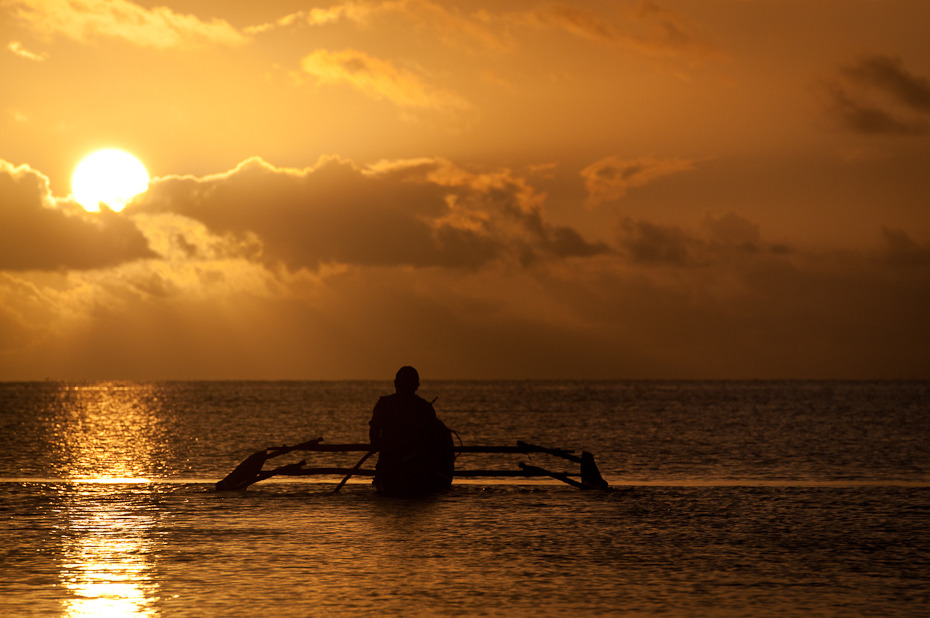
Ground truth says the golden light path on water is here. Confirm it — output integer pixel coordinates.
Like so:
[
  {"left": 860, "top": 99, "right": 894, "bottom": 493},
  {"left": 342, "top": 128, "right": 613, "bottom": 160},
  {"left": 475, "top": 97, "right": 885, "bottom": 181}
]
[
  {"left": 49, "top": 383, "right": 168, "bottom": 616},
  {"left": 59, "top": 495, "right": 158, "bottom": 617}
]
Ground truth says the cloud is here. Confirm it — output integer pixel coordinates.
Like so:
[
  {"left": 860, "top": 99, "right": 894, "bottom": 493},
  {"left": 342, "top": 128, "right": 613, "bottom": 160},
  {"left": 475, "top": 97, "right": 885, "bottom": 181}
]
[
  {"left": 300, "top": 48, "right": 468, "bottom": 110},
  {"left": 826, "top": 54, "right": 930, "bottom": 136},
  {"left": 7, "top": 40, "right": 47, "bottom": 61},
  {"left": 518, "top": 1, "right": 719, "bottom": 59},
  {"left": 615, "top": 212, "right": 786, "bottom": 268},
  {"left": 630, "top": 0, "right": 717, "bottom": 57},
  {"left": 880, "top": 226, "right": 930, "bottom": 267},
  {"left": 8, "top": 0, "right": 247, "bottom": 48},
  {"left": 581, "top": 156, "right": 699, "bottom": 206},
  {"left": 246, "top": 0, "right": 505, "bottom": 50},
  {"left": 616, "top": 218, "right": 698, "bottom": 267},
  {"left": 1, "top": 170, "right": 927, "bottom": 379},
  {"left": 1, "top": 154, "right": 926, "bottom": 380},
  {"left": 248, "top": 0, "right": 716, "bottom": 60},
  {"left": 0, "top": 274, "right": 47, "bottom": 352},
  {"left": 826, "top": 88, "right": 927, "bottom": 136},
  {"left": 843, "top": 54, "right": 930, "bottom": 113},
  {"left": 522, "top": 5, "right": 614, "bottom": 43},
  {"left": 129, "top": 156, "right": 606, "bottom": 272},
  {"left": 701, "top": 211, "right": 761, "bottom": 247},
  {"left": 245, "top": 1, "right": 387, "bottom": 33},
  {"left": 0, "top": 160, "right": 155, "bottom": 271},
  {"left": 602, "top": 216, "right": 928, "bottom": 377}
]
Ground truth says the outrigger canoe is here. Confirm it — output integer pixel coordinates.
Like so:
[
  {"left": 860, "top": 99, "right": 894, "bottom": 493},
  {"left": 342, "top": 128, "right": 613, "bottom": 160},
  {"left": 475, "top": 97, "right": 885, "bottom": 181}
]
[{"left": 215, "top": 438, "right": 609, "bottom": 493}]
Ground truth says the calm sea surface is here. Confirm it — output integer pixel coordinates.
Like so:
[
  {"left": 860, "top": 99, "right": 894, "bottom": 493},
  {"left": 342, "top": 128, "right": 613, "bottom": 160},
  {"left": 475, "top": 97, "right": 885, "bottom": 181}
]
[{"left": 1, "top": 380, "right": 928, "bottom": 616}]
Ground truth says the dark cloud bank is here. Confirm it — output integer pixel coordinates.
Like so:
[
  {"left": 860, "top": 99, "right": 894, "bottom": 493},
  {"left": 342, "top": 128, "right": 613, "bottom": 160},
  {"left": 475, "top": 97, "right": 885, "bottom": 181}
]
[
  {"left": 0, "top": 162, "right": 154, "bottom": 271},
  {"left": 1, "top": 155, "right": 928, "bottom": 379},
  {"left": 827, "top": 54, "right": 930, "bottom": 136},
  {"left": 131, "top": 156, "right": 606, "bottom": 271}
]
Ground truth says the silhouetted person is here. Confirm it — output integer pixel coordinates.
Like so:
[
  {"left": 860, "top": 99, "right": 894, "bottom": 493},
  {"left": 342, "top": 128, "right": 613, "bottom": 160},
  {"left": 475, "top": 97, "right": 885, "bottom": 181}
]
[{"left": 369, "top": 366, "right": 453, "bottom": 494}]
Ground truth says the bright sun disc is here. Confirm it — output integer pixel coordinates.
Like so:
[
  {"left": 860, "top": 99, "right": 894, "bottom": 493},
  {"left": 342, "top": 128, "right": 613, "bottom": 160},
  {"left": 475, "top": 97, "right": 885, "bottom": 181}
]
[{"left": 72, "top": 149, "right": 149, "bottom": 212}]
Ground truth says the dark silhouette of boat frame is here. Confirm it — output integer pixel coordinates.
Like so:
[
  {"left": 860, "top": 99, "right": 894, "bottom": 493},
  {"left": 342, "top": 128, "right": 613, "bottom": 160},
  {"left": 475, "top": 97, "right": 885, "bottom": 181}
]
[{"left": 216, "top": 438, "right": 608, "bottom": 492}]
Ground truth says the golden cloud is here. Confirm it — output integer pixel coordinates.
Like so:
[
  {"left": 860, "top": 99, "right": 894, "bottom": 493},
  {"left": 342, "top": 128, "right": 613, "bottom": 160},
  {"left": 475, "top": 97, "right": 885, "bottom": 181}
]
[
  {"left": 513, "top": 1, "right": 719, "bottom": 60},
  {"left": 128, "top": 155, "right": 605, "bottom": 271},
  {"left": 9, "top": 0, "right": 247, "bottom": 48},
  {"left": 581, "top": 156, "right": 699, "bottom": 206},
  {"left": 300, "top": 48, "right": 468, "bottom": 110},
  {"left": 245, "top": 2, "right": 376, "bottom": 34},
  {"left": 2, "top": 155, "right": 927, "bottom": 379},
  {"left": 247, "top": 0, "right": 505, "bottom": 50},
  {"left": 7, "top": 40, "right": 47, "bottom": 61},
  {"left": 0, "top": 160, "right": 155, "bottom": 271}
]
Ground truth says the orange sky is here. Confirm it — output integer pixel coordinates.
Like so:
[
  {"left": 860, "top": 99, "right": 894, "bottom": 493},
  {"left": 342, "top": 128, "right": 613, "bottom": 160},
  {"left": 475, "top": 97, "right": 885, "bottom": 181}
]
[{"left": 1, "top": 0, "right": 929, "bottom": 380}]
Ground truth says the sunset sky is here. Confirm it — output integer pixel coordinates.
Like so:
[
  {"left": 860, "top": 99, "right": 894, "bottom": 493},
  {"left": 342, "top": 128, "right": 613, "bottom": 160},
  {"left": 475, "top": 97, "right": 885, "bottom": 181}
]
[{"left": 1, "top": 0, "right": 928, "bottom": 380}]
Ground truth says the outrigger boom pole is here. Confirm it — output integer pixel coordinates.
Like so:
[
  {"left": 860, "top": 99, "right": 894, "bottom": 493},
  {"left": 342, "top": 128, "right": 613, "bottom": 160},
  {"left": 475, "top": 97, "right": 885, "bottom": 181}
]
[{"left": 216, "top": 439, "right": 608, "bottom": 492}]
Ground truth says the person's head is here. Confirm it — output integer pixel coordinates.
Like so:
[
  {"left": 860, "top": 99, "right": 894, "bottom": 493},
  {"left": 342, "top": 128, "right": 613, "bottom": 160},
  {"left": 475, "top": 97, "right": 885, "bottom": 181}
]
[{"left": 394, "top": 366, "right": 420, "bottom": 394}]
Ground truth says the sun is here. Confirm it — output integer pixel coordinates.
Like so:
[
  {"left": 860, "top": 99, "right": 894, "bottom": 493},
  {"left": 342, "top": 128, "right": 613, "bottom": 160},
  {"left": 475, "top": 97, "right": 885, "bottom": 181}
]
[{"left": 72, "top": 149, "right": 150, "bottom": 212}]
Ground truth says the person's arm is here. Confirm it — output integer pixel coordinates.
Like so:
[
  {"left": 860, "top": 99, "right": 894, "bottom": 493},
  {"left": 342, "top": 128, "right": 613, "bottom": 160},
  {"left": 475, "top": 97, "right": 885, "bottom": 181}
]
[
  {"left": 369, "top": 398, "right": 384, "bottom": 447},
  {"left": 369, "top": 422, "right": 379, "bottom": 447}
]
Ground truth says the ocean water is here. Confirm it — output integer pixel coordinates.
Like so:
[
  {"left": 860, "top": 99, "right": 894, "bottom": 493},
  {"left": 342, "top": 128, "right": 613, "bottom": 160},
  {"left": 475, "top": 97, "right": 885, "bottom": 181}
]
[{"left": 1, "top": 380, "right": 928, "bottom": 616}]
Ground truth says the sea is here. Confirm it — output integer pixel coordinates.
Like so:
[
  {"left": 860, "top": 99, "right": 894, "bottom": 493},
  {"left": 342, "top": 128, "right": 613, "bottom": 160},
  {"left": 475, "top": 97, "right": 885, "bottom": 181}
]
[{"left": 1, "top": 380, "right": 928, "bottom": 616}]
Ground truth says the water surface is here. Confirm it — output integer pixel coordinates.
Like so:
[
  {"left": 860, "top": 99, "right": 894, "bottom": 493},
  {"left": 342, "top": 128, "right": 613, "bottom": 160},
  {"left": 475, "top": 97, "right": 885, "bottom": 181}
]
[{"left": 1, "top": 381, "right": 928, "bottom": 615}]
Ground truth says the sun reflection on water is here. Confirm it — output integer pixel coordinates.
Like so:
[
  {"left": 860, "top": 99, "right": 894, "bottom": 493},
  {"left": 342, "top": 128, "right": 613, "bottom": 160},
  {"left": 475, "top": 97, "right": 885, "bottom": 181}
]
[
  {"left": 49, "top": 382, "right": 172, "bottom": 481},
  {"left": 58, "top": 490, "right": 160, "bottom": 617},
  {"left": 48, "top": 383, "right": 171, "bottom": 615}
]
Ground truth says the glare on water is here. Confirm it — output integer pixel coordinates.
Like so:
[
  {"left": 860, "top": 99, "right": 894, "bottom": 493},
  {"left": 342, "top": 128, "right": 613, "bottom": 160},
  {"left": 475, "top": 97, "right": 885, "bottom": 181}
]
[
  {"left": 58, "top": 491, "right": 159, "bottom": 617},
  {"left": 46, "top": 383, "right": 168, "bottom": 482},
  {"left": 27, "top": 384, "right": 163, "bottom": 614}
]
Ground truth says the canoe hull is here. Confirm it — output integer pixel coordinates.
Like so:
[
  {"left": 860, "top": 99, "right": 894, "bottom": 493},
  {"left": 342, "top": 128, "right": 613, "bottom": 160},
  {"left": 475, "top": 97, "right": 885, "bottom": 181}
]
[{"left": 372, "top": 449, "right": 454, "bottom": 496}]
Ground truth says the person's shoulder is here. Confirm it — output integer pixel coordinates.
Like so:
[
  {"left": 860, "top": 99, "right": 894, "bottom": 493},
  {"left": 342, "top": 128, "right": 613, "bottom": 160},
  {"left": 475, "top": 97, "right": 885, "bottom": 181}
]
[
  {"left": 373, "top": 394, "right": 393, "bottom": 411},
  {"left": 415, "top": 394, "right": 437, "bottom": 413}
]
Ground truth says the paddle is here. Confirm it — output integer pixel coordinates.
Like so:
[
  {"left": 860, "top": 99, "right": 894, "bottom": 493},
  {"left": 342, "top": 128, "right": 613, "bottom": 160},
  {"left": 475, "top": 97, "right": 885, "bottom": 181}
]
[
  {"left": 333, "top": 449, "right": 377, "bottom": 493},
  {"left": 580, "top": 451, "right": 609, "bottom": 490},
  {"left": 215, "top": 437, "right": 323, "bottom": 491}
]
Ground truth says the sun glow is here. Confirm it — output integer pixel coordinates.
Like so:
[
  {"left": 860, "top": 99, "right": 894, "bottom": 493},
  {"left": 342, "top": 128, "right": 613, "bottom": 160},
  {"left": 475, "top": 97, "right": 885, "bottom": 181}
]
[{"left": 72, "top": 149, "right": 149, "bottom": 212}]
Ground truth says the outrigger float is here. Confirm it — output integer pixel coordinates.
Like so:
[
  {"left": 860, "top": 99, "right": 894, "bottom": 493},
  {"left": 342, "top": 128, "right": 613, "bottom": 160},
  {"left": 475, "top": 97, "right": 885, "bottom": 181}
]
[{"left": 215, "top": 438, "right": 609, "bottom": 493}]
